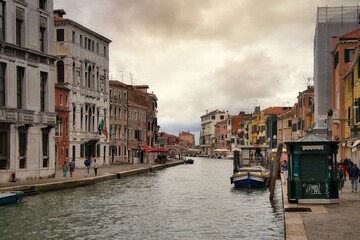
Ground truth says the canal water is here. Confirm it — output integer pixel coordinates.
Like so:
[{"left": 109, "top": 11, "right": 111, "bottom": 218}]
[{"left": 0, "top": 157, "right": 285, "bottom": 240}]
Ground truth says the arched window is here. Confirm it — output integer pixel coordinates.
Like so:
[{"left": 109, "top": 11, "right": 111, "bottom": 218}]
[
  {"left": 57, "top": 60, "right": 64, "bottom": 83},
  {"left": 72, "top": 62, "right": 76, "bottom": 84},
  {"left": 87, "top": 65, "right": 91, "bottom": 89}
]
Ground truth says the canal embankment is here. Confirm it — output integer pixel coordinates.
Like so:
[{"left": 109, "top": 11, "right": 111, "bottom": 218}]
[{"left": 0, "top": 161, "right": 183, "bottom": 194}]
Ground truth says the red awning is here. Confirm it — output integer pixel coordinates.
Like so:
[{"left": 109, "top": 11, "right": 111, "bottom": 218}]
[
  {"left": 140, "top": 145, "right": 153, "bottom": 152},
  {"left": 152, "top": 148, "right": 169, "bottom": 153}
]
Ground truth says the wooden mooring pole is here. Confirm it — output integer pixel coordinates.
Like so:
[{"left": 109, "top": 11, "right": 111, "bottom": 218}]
[{"left": 269, "top": 143, "right": 283, "bottom": 200}]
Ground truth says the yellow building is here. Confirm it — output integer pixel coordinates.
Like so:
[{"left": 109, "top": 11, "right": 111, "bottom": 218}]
[{"left": 343, "top": 44, "right": 360, "bottom": 164}]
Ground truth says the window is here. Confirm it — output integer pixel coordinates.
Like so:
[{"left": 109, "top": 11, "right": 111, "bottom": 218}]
[
  {"left": 55, "top": 116, "right": 60, "bottom": 136},
  {"left": 72, "top": 31, "right": 75, "bottom": 43},
  {"left": 80, "top": 144, "right": 84, "bottom": 157},
  {"left": 334, "top": 51, "right": 339, "bottom": 69},
  {"left": 66, "top": 147, "right": 69, "bottom": 158},
  {"left": 65, "top": 95, "right": 68, "bottom": 106},
  {"left": 42, "top": 129, "right": 49, "bottom": 167},
  {"left": 40, "top": 72, "right": 47, "bottom": 111},
  {"left": 16, "top": 8, "right": 24, "bottom": 46},
  {"left": 39, "top": 17, "right": 47, "bottom": 52},
  {"left": 59, "top": 94, "right": 63, "bottom": 105},
  {"left": 72, "top": 145, "right": 75, "bottom": 161},
  {"left": 19, "top": 128, "right": 27, "bottom": 169},
  {"left": 16, "top": 66, "right": 24, "bottom": 109},
  {"left": 97, "top": 144, "right": 100, "bottom": 157},
  {"left": 104, "top": 46, "right": 107, "bottom": 57},
  {"left": 345, "top": 48, "right": 355, "bottom": 63},
  {"left": 65, "top": 118, "right": 68, "bottom": 136},
  {"left": 0, "top": 1, "right": 5, "bottom": 41},
  {"left": 39, "top": 0, "right": 47, "bottom": 10},
  {"left": 57, "top": 60, "right": 64, "bottom": 83},
  {"left": 0, "top": 124, "right": 9, "bottom": 169},
  {"left": 80, "top": 34, "right": 83, "bottom": 47},
  {"left": 39, "top": 27, "right": 46, "bottom": 52},
  {"left": 56, "top": 29, "right": 64, "bottom": 42},
  {"left": 0, "top": 62, "right": 5, "bottom": 107}
]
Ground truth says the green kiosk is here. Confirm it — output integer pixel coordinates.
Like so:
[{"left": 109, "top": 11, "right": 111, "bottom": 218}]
[{"left": 286, "top": 133, "right": 339, "bottom": 204}]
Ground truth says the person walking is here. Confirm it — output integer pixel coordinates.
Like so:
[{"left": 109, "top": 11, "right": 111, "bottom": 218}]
[
  {"left": 93, "top": 159, "right": 99, "bottom": 176},
  {"left": 349, "top": 163, "right": 360, "bottom": 193},
  {"left": 283, "top": 160, "right": 288, "bottom": 182},
  {"left": 69, "top": 159, "right": 76, "bottom": 177},
  {"left": 337, "top": 163, "right": 345, "bottom": 193},
  {"left": 62, "top": 161, "right": 69, "bottom": 177},
  {"left": 84, "top": 158, "right": 91, "bottom": 176}
]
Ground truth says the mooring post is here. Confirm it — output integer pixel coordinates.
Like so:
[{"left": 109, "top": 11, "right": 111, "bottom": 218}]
[{"left": 269, "top": 143, "right": 283, "bottom": 200}]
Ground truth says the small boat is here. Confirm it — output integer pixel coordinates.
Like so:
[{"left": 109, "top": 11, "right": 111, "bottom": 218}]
[
  {"left": 0, "top": 191, "right": 24, "bottom": 205},
  {"left": 184, "top": 159, "right": 194, "bottom": 164},
  {"left": 230, "top": 166, "right": 270, "bottom": 188}
]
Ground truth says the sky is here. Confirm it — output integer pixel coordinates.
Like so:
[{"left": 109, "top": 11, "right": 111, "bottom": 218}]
[{"left": 53, "top": 0, "right": 360, "bottom": 144}]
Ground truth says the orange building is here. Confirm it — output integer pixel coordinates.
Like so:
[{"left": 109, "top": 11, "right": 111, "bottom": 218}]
[
  {"left": 55, "top": 83, "right": 70, "bottom": 167},
  {"left": 179, "top": 131, "right": 195, "bottom": 148},
  {"left": 331, "top": 28, "right": 360, "bottom": 160}
]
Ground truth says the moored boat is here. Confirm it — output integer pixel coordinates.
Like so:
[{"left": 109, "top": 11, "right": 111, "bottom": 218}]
[
  {"left": 230, "top": 166, "right": 270, "bottom": 188},
  {"left": 0, "top": 191, "right": 24, "bottom": 205}
]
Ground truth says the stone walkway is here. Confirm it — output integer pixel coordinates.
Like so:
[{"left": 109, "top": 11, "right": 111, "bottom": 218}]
[
  {"left": 283, "top": 176, "right": 360, "bottom": 240},
  {"left": 0, "top": 162, "right": 181, "bottom": 192}
]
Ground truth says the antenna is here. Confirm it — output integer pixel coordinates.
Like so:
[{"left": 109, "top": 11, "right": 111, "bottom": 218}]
[{"left": 129, "top": 72, "right": 133, "bottom": 85}]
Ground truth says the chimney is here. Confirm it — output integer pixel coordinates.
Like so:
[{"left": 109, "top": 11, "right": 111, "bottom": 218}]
[{"left": 54, "top": 9, "right": 66, "bottom": 19}]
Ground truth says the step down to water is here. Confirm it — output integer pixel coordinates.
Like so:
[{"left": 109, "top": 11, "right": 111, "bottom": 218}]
[
  {"left": 16, "top": 187, "right": 40, "bottom": 196},
  {"left": 285, "top": 207, "right": 312, "bottom": 212}
]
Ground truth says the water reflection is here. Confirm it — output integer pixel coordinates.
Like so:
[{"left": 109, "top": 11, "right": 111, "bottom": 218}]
[{"left": 0, "top": 157, "right": 284, "bottom": 240}]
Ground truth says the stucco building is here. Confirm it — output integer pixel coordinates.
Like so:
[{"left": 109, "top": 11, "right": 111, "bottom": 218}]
[
  {"left": 54, "top": 9, "right": 111, "bottom": 167},
  {"left": 313, "top": 6, "right": 360, "bottom": 138},
  {"left": 0, "top": 0, "right": 57, "bottom": 182}
]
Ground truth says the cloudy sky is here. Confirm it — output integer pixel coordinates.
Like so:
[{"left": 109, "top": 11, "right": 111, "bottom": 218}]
[{"left": 54, "top": 0, "right": 359, "bottom": 143}]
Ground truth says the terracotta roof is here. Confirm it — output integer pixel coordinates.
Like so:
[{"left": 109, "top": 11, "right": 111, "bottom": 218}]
[
  {"left": 340, "top": 28, "right": 360, "bottom": 40},
  {"left": 262, "top": 106, "right": 292, "bottom": 115}
]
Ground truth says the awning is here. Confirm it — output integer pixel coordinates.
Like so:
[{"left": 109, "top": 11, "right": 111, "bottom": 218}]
[
  {"left": 352, "top": 139, "right": 360, "bottom": 148},
  {"left": 214, "top": 149, "right": 228, "bottom": 152},
  {"left": 152, "top": 148, "right": 168, "bottom": 153},
  {"left": 140, "top": 145, "right": 153, "bottom": 152}
]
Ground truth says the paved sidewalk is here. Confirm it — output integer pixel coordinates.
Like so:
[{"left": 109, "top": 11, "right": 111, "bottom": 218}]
[
  {"left": 0, "top": 161, "right": 181, "bottom": 191},
  {"left": 283, "top": 176, "right": 360, "bottom": 240}
]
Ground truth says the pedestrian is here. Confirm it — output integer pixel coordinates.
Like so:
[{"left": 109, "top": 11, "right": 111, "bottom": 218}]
[
  {"left": 343, "top": 157, "right": 349, "bottom": 179},
  {"left": 93, "top": 159, "right": 99, "bottom": 176},
  {"left": 69, "top": 159, "right": 76, "bottom": 177},
  {"left": 283, "top": 160, "right": 288, "bottom": 183},
  {"left": 62, "top": 161, "right": 69, "bottom": 177},
  {"left": 349, "top": 163, "right": 360, "bottom": 193},
  {"left": 337, "top": 163, "right": 345, "bottom": 193},
  {"left": 84, "top": 158, "right": 91, "bottom": 176}
]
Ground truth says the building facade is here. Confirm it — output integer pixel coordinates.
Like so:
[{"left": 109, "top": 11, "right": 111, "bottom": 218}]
[
  {"left": 199, "top": 109, "right": 228, "bottom": 156},
  {"left": 108, "top": 80, "right": 129, "bottom": 164},
  {"left": 55, "top": 84, "right": 70, "bottom": 167},
  {"left": 54, "top": 10, "right": 111, "bottom": 167},
  {"left": 331, "top": 28, "right": 360, "bottom": 160},
  {"left": 313, "top": 6, "right": 360, "bottom": 138},
  {"left": 0, "top": 0, "right": 57, "bottom": 182},
  {"left": 179, "top": 131, "right": 195, "bottom": 149}
]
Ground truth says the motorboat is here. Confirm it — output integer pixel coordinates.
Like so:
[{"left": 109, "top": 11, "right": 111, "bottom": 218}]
[
  {"left": 0, "top": 191, "right": 24, "bottom": 205},
  {"left": 230, "top": 166, "right": 270, "bottom": 188}
]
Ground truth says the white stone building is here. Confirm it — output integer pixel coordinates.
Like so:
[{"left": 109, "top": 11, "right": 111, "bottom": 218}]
[
  {"left": 0, "top": 0, "right": 57, "bottom": 182},
  {"left": 54, "top": 9, "right": 111, "bottom": 167},
  {"left": 199, "top": 109, "right": 228, "bottom": 156}
]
